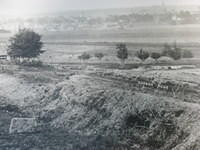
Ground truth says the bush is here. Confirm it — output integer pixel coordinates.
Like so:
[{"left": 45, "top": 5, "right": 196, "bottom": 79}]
[
  {"left": 162, "top": 43, "right": 181, "bottom": 60},
  {"left": 151, "top": 52, "right": 161, "bottom": 61},
  {"left": 136, "top": 49, "right": 149, "bottom": 61},
  {"left": 182, "top": 50, "right": 193, "bottom": 58},
  {"left": 121, "top": 108, "right": 185, "bottom": 150},
  {"left": 78, "top": 52, "right": 91, "bottom": 61},
  {"left": 94, "top": 53, "right": 104, "bottom": 60},
  {"left": 162, "top": 44, "right": 172, "bottom": 56},
  {"left": 171, "top": 47, "right": 181, "bottom": 60}
]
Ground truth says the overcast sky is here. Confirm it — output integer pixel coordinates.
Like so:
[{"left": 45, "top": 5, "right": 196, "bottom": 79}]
[{"left": 0, "top": 0, "right": 200, "bottom": 15}]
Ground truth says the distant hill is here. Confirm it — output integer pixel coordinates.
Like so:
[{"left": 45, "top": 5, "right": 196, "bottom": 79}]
[
  {"left": 0, "top": 5, "right": 199, "bottom": 19},
  {"left": 37, "top": 5, "right": 200, "bottom": 17}
]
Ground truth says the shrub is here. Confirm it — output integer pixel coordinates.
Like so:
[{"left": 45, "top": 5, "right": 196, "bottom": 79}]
[
  {"left": 94, "top": 53, "right": 104, "bottom": 60},
  {"left": 171, "top": 47, "right": 181, "bottom": 60},
  {"left": 136, "top": 49, "right": 149, "bottom": 61},
  {"left": 162, "top": 43, "right": 181, "bottom": 60},
  {"left": 151, "top": 52, "right": 161, "bottom": 61},
  {"left": 121, "top": 108, "right": 185, "bottom": 150},
  {"left": 78, "top": 52, "right": 91, "bottom": 61},
  {"left": 182, "top": 50, "right": 193, "bottom": 58},
  {"left": 162, "top": 43, "right": 172, "bottom": 56}
]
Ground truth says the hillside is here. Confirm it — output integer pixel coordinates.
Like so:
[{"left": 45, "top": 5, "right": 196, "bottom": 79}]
[{"left": 0, "top": 64, "right": 200, "bottom": 149}]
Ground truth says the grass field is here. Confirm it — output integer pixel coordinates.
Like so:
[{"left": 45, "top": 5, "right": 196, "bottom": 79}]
[
  {"left": 1, "top": 63, "right": 200, "bottom": 149},
  {"left": 2, "top": 8, "right": 200, "bottom": 149},
  {"left": 1, "top": 24, "right": 200, "bottom": 62}
]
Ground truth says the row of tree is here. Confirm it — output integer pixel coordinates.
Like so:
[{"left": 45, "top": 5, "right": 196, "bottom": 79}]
[
  {"left": 78, "top": 43, "right": 193, "bottom": 66},
  {"left": 7, "top": 29, "right": 193, "bottom": 67}
]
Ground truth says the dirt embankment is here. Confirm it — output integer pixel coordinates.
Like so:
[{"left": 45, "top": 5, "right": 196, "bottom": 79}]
[
  {"left": 1, "top": 67, "right": 200, "bottom": 149},
  {"left": 39, "top": 74, "right": 200, "bottom": 150}
]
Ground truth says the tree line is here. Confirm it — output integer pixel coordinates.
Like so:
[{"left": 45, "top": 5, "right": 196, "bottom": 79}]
[
  {"left": 78, "top": 42, "right": 193, "bottom": 67},
  {"left": 6, "top": 29, "right": 193, "bottom": 67}
]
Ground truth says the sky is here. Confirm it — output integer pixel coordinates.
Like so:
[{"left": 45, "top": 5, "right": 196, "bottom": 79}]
[{"left": 0, "top": 0, "right": 200, "bottom": 16}]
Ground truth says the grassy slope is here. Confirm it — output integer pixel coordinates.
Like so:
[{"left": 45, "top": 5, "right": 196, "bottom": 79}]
[{"left": 0, "top": 65, "right": 200, "bottom": 149}]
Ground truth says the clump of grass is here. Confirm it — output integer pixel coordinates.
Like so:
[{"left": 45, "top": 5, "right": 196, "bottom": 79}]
[{"left": 117, "top": 108, "right": 186, "bottom": 150}]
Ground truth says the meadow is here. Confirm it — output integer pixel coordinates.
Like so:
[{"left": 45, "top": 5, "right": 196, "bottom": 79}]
[
  {"left": 1, "top": 24, "right": 200, "bottom": 62},
  {"left": 1, "top": 23, "right": 200, "bottom": 149}
]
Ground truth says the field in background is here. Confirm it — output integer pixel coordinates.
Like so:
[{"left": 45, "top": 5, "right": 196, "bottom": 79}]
[{"left": 1, "top": 24, "right": 200, "bottom": 62}]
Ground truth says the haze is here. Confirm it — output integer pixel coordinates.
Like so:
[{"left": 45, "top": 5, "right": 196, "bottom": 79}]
[{"left": 0, "top": 0, "right": 200, "bottom": 16}]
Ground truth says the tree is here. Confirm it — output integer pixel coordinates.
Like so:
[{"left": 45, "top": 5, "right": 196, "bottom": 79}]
[
  {"left": 151, "top": 52, "right": 161, "bottom": 61},
  {"left": 162, "top": 43, "right": 181, "bottom": 60},
  {"left": 172, "top": 46, "right": 182, "bottom": 60},
  {"left": 116, "top": 43, "right": 128, "bottom": 67},
  {"left": 136, "top": 49, "right": 149, "bottom": 61},
  {"left": 94, "top": 53, "right": 104, "bottom": 60},
  {"left": 182, "top": 50, "right": 193, "bottom": 58},
  {"left": 162, "top": 43, "right": 172, "bottom": 56},
  {"left": 7, "top": 28, "right": 43, "bottom": 58},
  {"left": 78, "top": 52, "right": 91, "bottom": 62}
]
